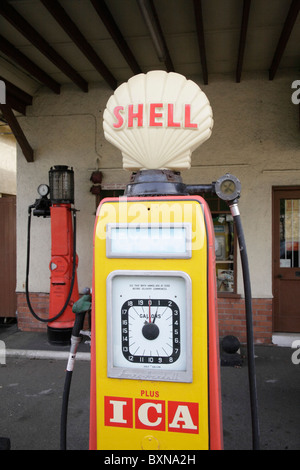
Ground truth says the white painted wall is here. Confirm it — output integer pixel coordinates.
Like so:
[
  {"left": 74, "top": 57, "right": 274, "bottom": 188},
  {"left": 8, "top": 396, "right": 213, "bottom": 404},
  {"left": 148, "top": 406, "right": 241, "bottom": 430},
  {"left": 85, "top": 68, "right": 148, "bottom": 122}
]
[
  {"left": 0, "top": 129, "right": 16, "bottom": 195},
  {"left": 16, "top": 73, "right": 300, "bottom": 298}
]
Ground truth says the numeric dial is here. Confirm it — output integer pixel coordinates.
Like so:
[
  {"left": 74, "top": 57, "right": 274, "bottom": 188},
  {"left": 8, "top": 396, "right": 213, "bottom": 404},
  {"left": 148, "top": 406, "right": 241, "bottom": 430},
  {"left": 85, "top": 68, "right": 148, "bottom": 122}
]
[{"left": 121, "top": 298, "right": 180, "bottom": 365}]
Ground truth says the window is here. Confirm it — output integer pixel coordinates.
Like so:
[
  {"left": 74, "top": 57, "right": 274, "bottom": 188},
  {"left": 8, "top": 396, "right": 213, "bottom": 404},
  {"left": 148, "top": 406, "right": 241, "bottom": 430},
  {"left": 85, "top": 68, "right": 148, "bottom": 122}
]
[
  {"left": 95, "top": 188, "right": 125, "bottom": 211},
  {"left": 199, "top": 192, "right": 237, "bottom": 295}
]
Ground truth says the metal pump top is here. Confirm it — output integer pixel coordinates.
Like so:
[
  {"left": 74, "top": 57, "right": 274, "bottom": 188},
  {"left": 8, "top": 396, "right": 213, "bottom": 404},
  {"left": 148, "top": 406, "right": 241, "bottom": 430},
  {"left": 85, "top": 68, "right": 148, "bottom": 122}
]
[{"left": 125, "top": 169, "right": 215, "bottom": 197}]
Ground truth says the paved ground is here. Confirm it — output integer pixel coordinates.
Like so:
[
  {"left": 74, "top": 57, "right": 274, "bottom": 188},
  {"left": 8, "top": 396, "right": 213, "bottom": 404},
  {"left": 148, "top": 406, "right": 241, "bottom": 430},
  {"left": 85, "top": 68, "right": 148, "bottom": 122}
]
[{"left": 0, "top": 324, "right": 299, "bottom": 450}]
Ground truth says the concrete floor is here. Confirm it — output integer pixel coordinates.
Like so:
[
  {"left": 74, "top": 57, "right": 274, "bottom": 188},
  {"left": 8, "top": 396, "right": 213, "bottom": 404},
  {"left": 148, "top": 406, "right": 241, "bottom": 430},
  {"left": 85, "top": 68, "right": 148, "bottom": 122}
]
[{"left": 0, "top": 325, "right": 299, "bottom": 451}]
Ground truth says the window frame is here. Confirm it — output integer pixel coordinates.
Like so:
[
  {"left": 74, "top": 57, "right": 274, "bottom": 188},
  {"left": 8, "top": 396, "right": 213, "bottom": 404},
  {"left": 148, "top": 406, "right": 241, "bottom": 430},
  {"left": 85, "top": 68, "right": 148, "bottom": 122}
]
[{"left": 198, "top": 192, "right": 239, "bottom": 298}]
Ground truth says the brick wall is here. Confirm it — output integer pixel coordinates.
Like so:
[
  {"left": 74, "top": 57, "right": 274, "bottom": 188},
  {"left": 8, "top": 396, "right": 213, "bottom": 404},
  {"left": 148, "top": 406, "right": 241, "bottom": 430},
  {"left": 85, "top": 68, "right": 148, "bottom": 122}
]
[
  {"left": 17, "top": 292, "right": 49, "bottom": 332},
  {"left": 17, "top": 292, "right": 273, "bottom": 344},
  {"left": 218, "top": 297, "right": 273, "bottom": 344}
]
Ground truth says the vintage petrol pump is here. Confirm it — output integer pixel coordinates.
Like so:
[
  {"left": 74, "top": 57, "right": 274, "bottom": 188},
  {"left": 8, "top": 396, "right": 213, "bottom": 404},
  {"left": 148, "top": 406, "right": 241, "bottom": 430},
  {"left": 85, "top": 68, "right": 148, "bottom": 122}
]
[
  {"left": 89, "top": 71, "right": 259, "bottom": 450},
  {"left": 26, "top": 165, "right": 79, "bottom": 345}
]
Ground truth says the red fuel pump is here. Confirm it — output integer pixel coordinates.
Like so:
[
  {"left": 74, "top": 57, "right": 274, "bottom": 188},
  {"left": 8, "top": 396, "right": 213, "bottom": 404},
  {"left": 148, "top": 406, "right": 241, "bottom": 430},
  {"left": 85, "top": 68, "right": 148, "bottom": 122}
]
[{"left": 26, "top": 165, "right": 79, "bottom": 345}]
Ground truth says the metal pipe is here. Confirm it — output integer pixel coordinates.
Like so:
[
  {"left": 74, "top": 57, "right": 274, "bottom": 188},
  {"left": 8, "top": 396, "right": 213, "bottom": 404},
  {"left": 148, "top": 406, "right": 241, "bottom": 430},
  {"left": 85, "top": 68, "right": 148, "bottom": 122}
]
[{"left": 185, "top": 183, "right": 215, "bottom": 194}]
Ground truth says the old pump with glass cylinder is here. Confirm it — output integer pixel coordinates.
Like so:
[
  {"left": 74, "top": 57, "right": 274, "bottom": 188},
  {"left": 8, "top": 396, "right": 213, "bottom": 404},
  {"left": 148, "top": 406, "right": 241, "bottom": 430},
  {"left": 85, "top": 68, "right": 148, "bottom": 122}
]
[
  {"left": 89, "top": 71, "right": 259, "bottom": 451},
  {"left": 26, "top": 165, "right": 79, "bottom": 345}
]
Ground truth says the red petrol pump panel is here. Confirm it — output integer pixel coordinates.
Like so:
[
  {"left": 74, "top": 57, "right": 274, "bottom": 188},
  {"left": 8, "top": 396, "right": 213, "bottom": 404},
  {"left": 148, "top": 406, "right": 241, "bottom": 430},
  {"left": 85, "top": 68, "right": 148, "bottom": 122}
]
[
  {"left": 90, "top": 195, "right": 223, "bottom": 450},
  {"left": 47, "top": 203, "right": 79, "bottom": 338}
]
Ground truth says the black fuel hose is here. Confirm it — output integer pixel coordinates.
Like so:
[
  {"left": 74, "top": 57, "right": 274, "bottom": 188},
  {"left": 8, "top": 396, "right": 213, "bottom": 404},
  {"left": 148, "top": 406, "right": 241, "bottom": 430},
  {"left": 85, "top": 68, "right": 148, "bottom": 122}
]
[
  {"left": 60, "top": 310, "right": 86, "bottom": 451},
  {"left": 60, "top": 370, "right": 72, "bottom": 451},
  {"left": 25, "top": 206, "right": 77, "bottom": 323},
  {"left": 229, "top": 201, "right": 260, "bottom": 450}
]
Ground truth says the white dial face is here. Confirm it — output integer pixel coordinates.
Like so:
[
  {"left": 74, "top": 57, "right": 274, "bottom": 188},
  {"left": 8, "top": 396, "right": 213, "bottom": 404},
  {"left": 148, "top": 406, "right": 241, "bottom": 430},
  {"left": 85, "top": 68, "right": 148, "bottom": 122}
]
[
  {"left": 107, "top": 271, "right": 192, "bottom": 382},
  {"left": 37, "top": 184, "right": 49, "bottom": 197},
  {"left": 121, "top": 298, "right": 180, "bottom": 365}
]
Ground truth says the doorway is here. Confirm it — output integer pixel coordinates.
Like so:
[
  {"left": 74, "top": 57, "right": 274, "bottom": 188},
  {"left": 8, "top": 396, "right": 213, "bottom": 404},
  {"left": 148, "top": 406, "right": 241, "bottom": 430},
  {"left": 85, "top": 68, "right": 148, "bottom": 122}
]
[
  {"left": 0, "top": 195, "right": 16, "bottom": 318},
  {"left": 273, "top": 187, "right": 300, "bottom": 332}
]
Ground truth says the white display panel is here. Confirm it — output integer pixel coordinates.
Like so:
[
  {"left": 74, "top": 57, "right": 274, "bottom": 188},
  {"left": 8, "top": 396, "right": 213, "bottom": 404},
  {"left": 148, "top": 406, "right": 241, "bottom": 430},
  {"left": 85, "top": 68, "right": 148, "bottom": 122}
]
[
  {"left": 106, "top": 223, "right": 192, "bottom": 258},
  {"left": 106, "top": 270, "right": 193, "bottom": 383}
]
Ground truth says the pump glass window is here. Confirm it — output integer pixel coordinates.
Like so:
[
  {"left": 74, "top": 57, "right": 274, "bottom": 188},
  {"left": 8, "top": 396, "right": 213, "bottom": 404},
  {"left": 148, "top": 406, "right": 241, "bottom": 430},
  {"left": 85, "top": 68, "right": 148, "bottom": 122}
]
[
  {"left": 107, "top": 270, "right": 192, "bottom": 383},
  {"left": 199, "top": 192, "right": 237, "bottom": 294}
]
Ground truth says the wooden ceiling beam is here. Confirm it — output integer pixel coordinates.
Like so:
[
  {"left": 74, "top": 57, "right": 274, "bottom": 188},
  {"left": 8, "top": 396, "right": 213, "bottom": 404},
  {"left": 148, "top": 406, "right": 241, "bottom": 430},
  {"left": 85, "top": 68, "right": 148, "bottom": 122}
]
[
  {"left": 193, "top": 0, "right": 208, "bottom": 85},
  {"left": 149, "top": 0, "right": 174, "bottom": 72},
  {"left": 236, "top": 0, "right": 252, "bottom": 83},
  {"left": 0, "top": 77, "right": 33, "bottom": 106},
  {"left": 0, "top": 76, "right": 32, "bottom": 114},
  {"left": 0, "top": 34, "right": 60, "bottom": 94},
  {"left": 269, "top": 0, "right": 300, "bottom": 80},
  {"left": 0, "top": 0, "right": 88, "bottom": 92},
  {"left": 0, "top": 104, "right": 34, "bottom": 162},
  {"left": 41, "top": 0, "right": 117, "bottom": 89},
  {"left": 90, "top": 0, "right": 142, "bottom": 75},
  {"left": 137, "top": 0, "right": 174, "bottom": 73},
  {"left": 5, "top": 92, "right": 27, "bottom": 115}
]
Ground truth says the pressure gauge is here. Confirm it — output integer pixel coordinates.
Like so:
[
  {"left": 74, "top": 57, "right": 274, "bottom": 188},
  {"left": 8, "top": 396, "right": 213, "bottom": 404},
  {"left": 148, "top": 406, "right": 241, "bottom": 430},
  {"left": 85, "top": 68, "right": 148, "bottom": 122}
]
[
  {"left": 37, "top": 184, "right": 50, "bottom": 197},
  {"left": 215, "top": 174, "right": 241, "bottom": 201},
  {"left": 106, "top": 270, "right": 192, "bottom": 383}
]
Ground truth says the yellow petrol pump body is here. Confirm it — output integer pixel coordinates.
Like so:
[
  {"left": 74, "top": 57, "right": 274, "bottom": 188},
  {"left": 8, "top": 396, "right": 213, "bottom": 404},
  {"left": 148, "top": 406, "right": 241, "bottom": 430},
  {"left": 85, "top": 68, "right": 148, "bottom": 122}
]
[{"left": 90, "top": 195, "right": 222, "bottom": 450}]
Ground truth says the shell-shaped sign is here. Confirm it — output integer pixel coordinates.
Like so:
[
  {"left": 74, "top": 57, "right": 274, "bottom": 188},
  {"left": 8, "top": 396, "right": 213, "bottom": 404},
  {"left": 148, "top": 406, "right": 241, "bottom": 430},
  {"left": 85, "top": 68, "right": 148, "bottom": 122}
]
[{"left": 103, "top": 71, "right": 213, "bottom": 171}]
